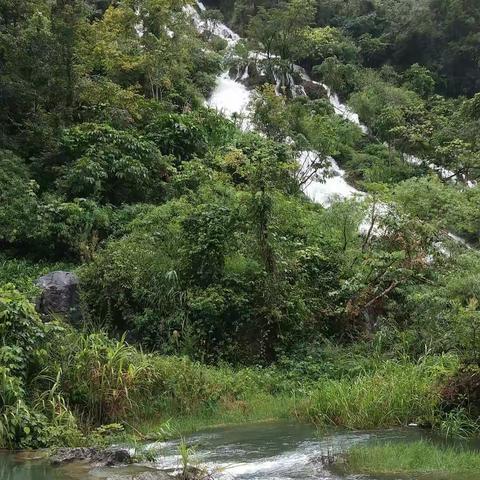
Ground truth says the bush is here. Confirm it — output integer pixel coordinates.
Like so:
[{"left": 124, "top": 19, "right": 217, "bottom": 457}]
[{"left": 441, "top": 366, "right": 480, "bottom": 423}]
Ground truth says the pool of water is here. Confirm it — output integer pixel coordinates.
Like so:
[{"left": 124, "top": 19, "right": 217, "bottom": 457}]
[{"left": 1, "top": 421, "right": 479, "bottom": 480}]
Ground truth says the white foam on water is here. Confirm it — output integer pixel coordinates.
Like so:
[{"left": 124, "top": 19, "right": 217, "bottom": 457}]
[
  {"left": 316, "top": 82, "right": 368, "bottom": 134},
  {"left": 184, "top": 3, "right": 240, "bottom": 46}
]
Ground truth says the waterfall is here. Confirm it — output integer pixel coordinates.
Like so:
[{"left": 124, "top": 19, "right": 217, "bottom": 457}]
[
  {"left": 185, "top": 1, "right": 475, "bottom": 250},
  {"left": 184, "top": 2, "right": 240, "bottom": 46},
  {"left": 184, "top": 1, "right": 363, "bottom": 206}
]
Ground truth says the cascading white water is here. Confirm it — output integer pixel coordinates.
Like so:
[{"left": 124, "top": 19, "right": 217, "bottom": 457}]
[
  {"left": 299, "top": 151, "right": 363, "bottom": 207},
  {"left": 207, "top": 72, "right": 253, "bottom": 130},
  {"left": 186, "top": 3, "right": 473, "bottom": 248},
  {"left": 319, "top": 83, "right": 369, "bottom": 134},
  {"left": 136, "top": 422, "right": 438, "bottom": 480},
  {"left": 184, "top": 2, "right": 240, "bottom": 46},
  {"left": 186, "top": 3, "right": 363, "bottom": 206}
]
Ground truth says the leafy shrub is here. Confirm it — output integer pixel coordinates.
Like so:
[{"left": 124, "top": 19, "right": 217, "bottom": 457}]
[
  {"left": 58, "top": 123, "right": 171, "bottom": 204},
  {"left": 441, "top": 366, "right": 480, "bottom": 422}
]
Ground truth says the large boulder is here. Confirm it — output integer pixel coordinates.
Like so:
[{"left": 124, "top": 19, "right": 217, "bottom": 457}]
[{"left": 36, "top": 271, "right": 82, "bottom": 323}]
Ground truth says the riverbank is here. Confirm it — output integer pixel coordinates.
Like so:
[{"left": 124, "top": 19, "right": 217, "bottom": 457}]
[
  {"left": 3, "top": 422, "right": 480, "bottom": 480},
  {"left": 0, "top": 283, "right": 474, "bottom": 450}
]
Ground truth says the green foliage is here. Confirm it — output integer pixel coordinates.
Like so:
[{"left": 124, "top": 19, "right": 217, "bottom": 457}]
[
  {"left": 0, "top": 286, "right": 51, "bottom": 448},
  {"left": 58, "top": 123, "right": 171, "bottom": 204},
  {"left": 313, "top": 58, "right": 359, "bottom": 98},
  {"left": 0, "top": 151, "right": 39, "bottom": 244},
  {"left": 402, "top": 63, "right": 435, "bottom": 98},
  {"left": 1, "top": 0, "right": 480, "bottom": 451},
  {"left": 302, "top": 27, "right": 358, "bottom": 64},
  {"left": 247, "top": 0, "right": 316, "bottom": 61}
]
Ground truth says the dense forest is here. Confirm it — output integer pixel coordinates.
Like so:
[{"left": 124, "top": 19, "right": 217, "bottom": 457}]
[{"left": 1, "top": 0, "right": 480, "bottom": 464}]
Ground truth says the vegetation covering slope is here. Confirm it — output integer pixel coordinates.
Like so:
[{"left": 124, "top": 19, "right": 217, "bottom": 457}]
[{"left": 1, "top": 0, "right": 480, "bottom": 450}]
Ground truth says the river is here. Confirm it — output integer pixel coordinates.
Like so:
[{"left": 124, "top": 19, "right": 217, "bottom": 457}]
[{"left": 2, "top": 421, "right": 480, "bottom": 480}]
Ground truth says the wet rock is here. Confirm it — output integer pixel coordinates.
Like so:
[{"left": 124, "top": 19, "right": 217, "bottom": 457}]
[
  {"left": 36, "top": 271, "right": 82, "bottom": 323},
  {"left": 51, "top": 447, "right": 132, "bottom": 467},
  {"left": 228, "top": 61, "right": 268, "bottom": 88},
  {"left": 302, "top": 81, "right": 328, "bottom": 100}
]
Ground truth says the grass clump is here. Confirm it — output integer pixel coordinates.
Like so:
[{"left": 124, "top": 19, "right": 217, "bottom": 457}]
[
  {"left": 295, "top": 358, "right": 456, "bottom": 429},
  {"left": 345, "top": 440, "right": 480, "bottom": 475}
]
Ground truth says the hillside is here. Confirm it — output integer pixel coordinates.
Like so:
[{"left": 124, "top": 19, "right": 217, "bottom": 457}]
[{"left": 1, "top": 0, "right": 479, "bottom": 465}]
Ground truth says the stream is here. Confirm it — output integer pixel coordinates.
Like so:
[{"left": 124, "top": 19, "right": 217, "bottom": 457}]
[{"left": 2, "top": 421, "right": 480, "bottom": 480}]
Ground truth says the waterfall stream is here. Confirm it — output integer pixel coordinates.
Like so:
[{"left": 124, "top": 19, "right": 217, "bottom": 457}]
[
  {"left": 186, "top": 2, "right": 472, "bottom": 248},
  {"left": 189, "top": 2, "right": 364, "bottom": 207}
]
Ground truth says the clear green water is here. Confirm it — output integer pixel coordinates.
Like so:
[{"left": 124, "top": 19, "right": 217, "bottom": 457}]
[{"left": 1, "top": 421, "right": 479, "bottom": 480}]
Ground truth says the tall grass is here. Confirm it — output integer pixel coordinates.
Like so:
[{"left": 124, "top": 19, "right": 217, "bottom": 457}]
[
  {"left": 35, "top": 325, "right": 461, "bottom": 444},
  {"left": 295, "top": 359, "right": 455, "bottom": 429},
  {"left": 51, "top": 329, "right": 293, "bottom": 430},
  {"left": 345, "top": 440, "right": 480, "bottom": 475}
]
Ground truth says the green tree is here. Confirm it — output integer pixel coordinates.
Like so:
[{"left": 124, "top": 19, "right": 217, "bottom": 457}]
[{"left": 57, "top": 123, "right": 171, "bottom": 204}]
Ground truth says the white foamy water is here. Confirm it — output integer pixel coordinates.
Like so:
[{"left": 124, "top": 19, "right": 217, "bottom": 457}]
[
  {"left": 184, "top": 2, "right": 240, "bottom": 46},
  {"left": 299, "top": 151, "right": 363, "bottom": 207},
  {"left": 187, "top": 2, "right": 475, "bottom": 250},
  {"left": 185, "top": 2, "right": 365, "bottom": 204},
  {"left": 133, "top": 422, "right": 433, "bottom": 480},
  {"left": 207, "top": 72, "right": 253, "bottom": 130},
  {"left": 312, "top": 81, "right": 368, "bottom": 134}
]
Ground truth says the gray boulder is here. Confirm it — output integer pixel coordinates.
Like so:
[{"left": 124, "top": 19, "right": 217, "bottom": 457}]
[
  {"left": 51, "top": 447, "right": 132, "bottom": 467},
  {"left": 36, "top": 271, "right": 82, "bottom": 323}
]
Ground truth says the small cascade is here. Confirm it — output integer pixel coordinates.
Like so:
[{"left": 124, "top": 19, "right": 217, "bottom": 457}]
[
  {"left": 317, "top": 82, "right": 368, "bottom": 134},
  {"left": 299, "top": 151, "right": 363, "bottom": 207},
  {"left": 184, "top": 2, "right": 240, "bottom": 46},
  {"left": 134, "top": 7, "right": 144, "bottom": 37},
  {"left": 207, "top": 72, "right": 253, "bottom": 131}
]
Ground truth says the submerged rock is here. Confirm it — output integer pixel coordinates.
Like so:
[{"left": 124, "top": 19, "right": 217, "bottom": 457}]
[
  {"left": 50, "top": 447, "right": 132, "bottom": 467},
  {"left": 36, "top": 271, "right": 82, "bottom": 323},
  {"left": 107, "top": 472, "right": 173, "bottom": 480}
]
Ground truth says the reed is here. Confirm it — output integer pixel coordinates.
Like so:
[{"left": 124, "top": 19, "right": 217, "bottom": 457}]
[{"left": 295, "top": 361, "right": 449, "bottom": 428}]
